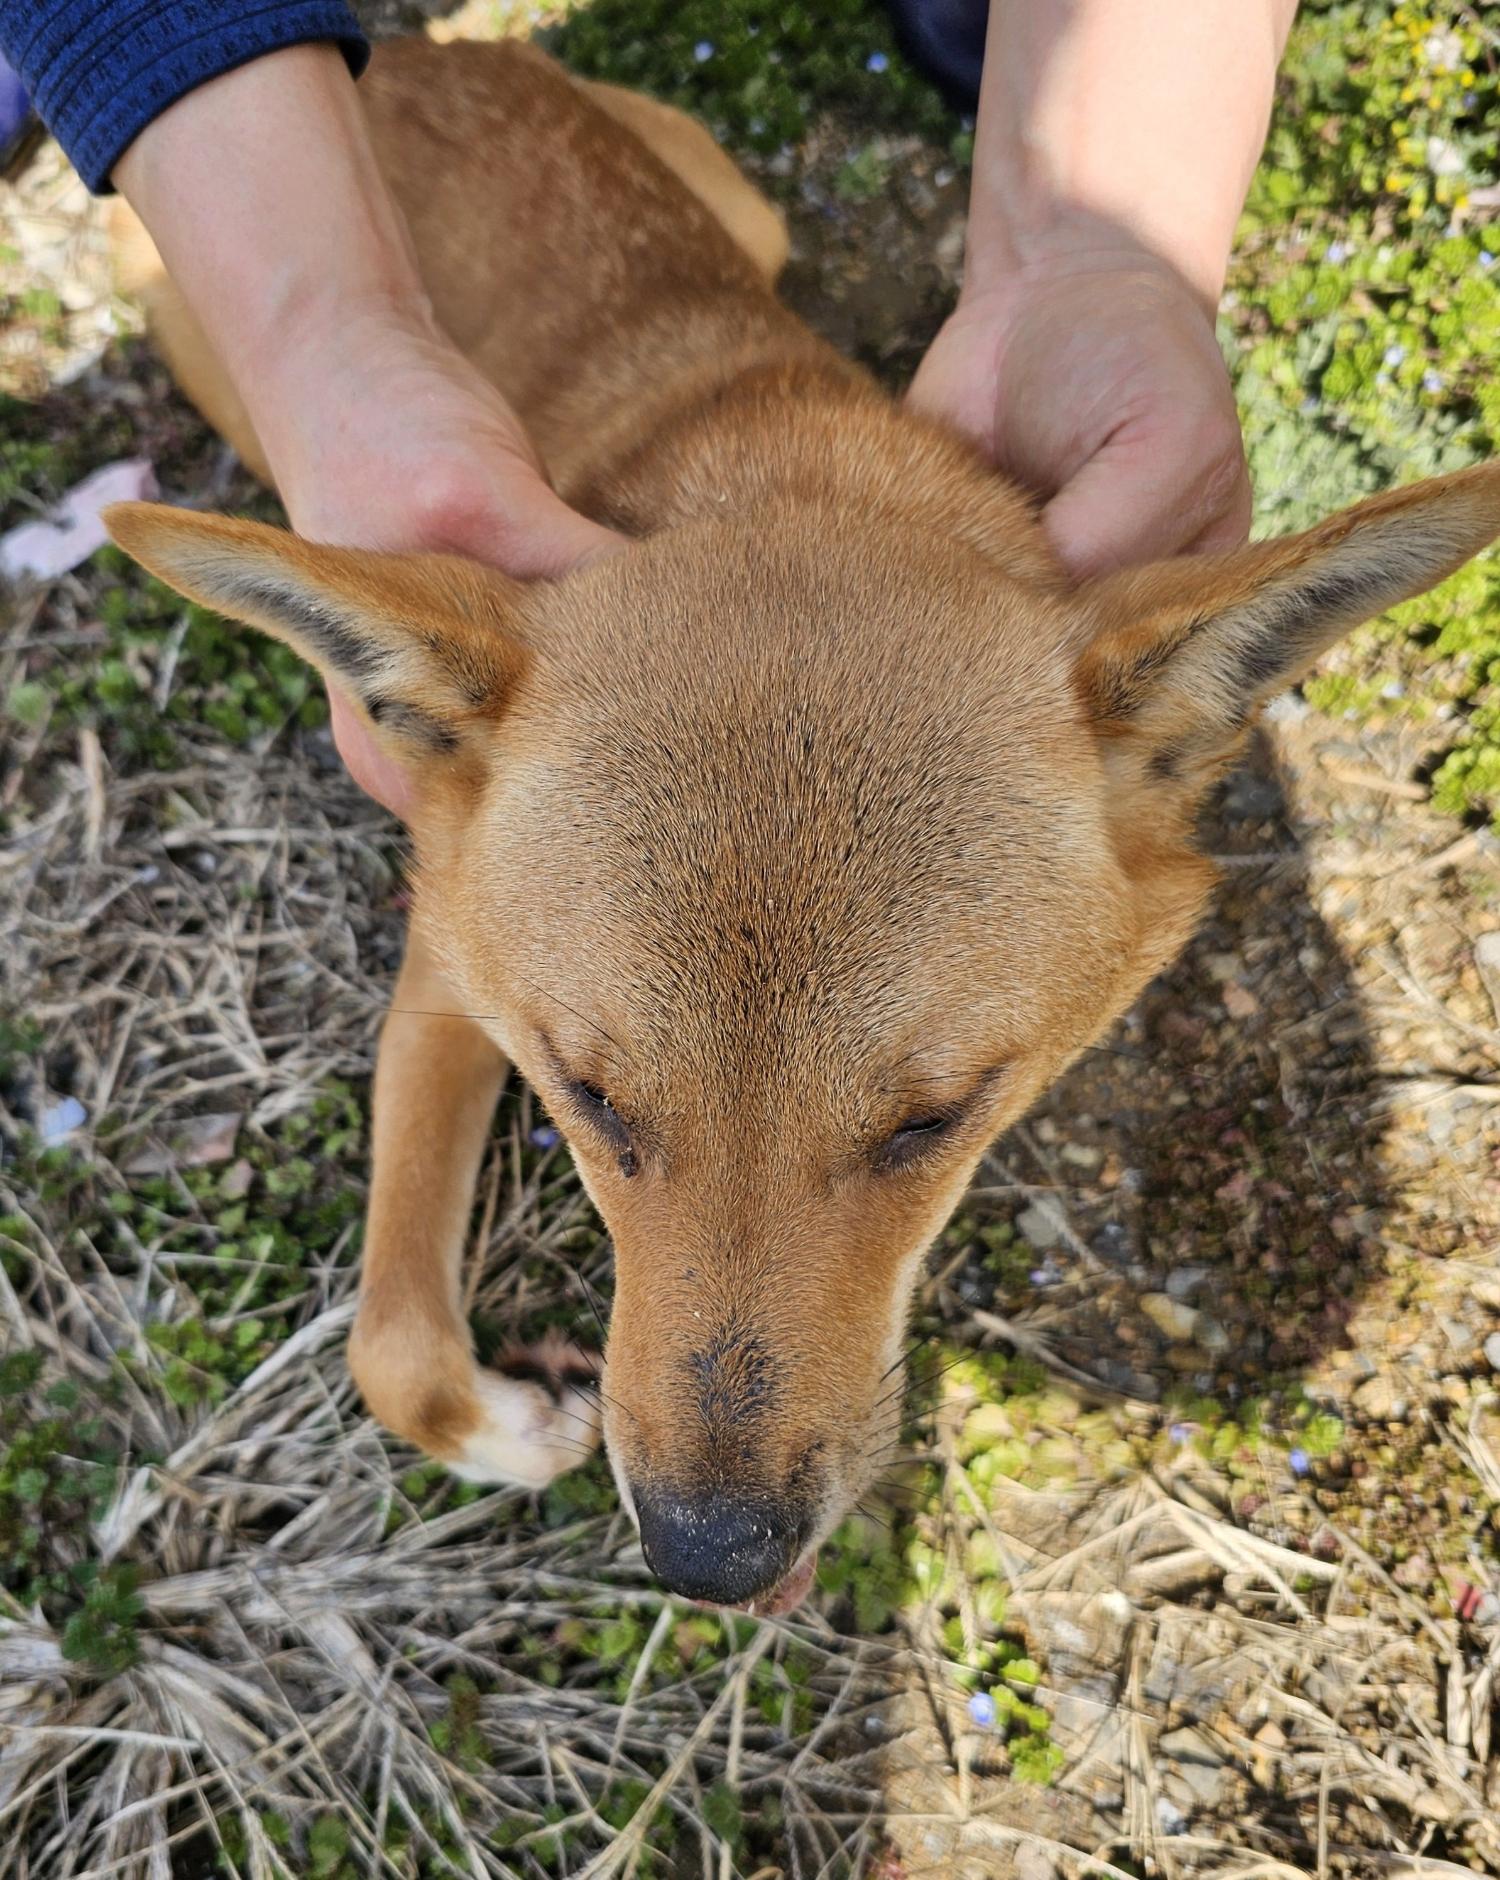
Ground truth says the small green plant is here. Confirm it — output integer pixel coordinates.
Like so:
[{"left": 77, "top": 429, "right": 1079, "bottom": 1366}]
[
  {"left": 1228, "top": 0, "right": 1500, "bottom": 824},
  {"left": 548, "top": 0, "right": 954, "bottom": 156}
]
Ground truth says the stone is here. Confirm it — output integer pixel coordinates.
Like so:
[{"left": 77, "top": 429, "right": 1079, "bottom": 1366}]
[
  {"left": 1165, "top": 1265, "right": 1212, "bottom": 1301},
  {"left": 1475, "top": 932, "right": 1500, "bottom": 1027},
  {"left": 1061, "top": 1141, "right": 1102, "bottom": 1171},
  {"left": 1484, "top": 1332, "right": 1500, "bottom": 1373},
  {"left": 1017, "top": 1201, "right": 1065, "bottom": 1252},
  {"left": 1142, "top": 1293, "right": 1199, "bottom": 1341},
  {"left": 1393, "top": 1552, "right": 1435, "bottom": 1591},
  {"left": 1141, "top": 1294, "right": 1228, "bottom": 1350},
  {"left": 1352, "top": 1375, "right": 1409, "bottom": 1422},
  {"left": 1223, "top": 982, "right": 1260, "bottom": 1019}
]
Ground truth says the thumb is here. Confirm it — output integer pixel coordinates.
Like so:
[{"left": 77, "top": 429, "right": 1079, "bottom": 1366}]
[
  {"left": 1041, "top": 427, "right": 1250, "bottom": 578},
  {"left": 444, "top": 472, "right": 627, "bottom": 583}
]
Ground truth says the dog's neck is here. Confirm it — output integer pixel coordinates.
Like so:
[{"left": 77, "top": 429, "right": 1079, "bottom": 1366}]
[{"left": 569, "top": 349, "right": 1062, "bottom": 591}]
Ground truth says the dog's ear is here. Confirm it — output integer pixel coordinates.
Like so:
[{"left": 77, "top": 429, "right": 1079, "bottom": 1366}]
[
  {"left": 1073, "top": 462, "right": 1500, "bottom": 795},
  {"left": 103, "top": 503, "right": 531, "bottom": 771}
]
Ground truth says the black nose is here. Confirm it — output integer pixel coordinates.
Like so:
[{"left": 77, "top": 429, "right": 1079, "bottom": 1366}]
[{"left": 633, "top": 1487, "right": 803, "bottom": 1605}]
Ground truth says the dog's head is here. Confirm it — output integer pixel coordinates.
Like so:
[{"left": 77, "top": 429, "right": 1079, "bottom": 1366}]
[{"left": 106, "top": 457, "right": 1500, "bottom": 1609}]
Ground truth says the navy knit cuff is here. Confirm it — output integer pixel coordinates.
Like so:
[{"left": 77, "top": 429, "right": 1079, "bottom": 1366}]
[{"left": 1, "top": 3, "right": 370, "bottom": 193}]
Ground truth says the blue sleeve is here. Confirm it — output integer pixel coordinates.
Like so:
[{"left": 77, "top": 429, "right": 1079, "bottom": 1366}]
[{"left": 0, "top": 3, "right": 370, "bottom": 193}]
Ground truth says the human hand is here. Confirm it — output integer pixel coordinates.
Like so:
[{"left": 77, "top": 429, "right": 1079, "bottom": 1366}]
[
  {"left": 112, "top": 43, "right": 621, "bottom": 816},
  {"left": 252, "top": 302, "right": 622, "bottom": 813},
  {"left": 909, "top": 246, "right": 1251, "bottom": 578}
]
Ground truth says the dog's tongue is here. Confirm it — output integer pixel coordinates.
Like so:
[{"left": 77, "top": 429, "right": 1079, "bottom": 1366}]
[{"left": 743, "top": 1549, "right": 817, "bottom": 1617}]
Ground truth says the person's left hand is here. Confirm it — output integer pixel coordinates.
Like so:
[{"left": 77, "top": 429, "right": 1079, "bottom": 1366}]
[{"left": 908, "top": 243, "right": 1251, "bottom": 578}]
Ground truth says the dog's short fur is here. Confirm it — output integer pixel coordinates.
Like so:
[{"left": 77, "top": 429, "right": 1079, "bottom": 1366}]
[{"left": 106, "top": 37, "right": 1500, "bottom": 1611}]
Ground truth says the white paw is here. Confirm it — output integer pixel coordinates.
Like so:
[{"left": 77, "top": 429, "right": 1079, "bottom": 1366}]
[{"left": 449, "top": 1336, "right": 602, "bottom": 1489}]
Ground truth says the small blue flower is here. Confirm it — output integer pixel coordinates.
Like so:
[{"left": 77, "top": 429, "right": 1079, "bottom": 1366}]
[
  {"left": 1325, "top": 240, "right": 1350, "bottom": 264},
  {"left": 1288, "top": 1447, "right": 1311, "bottom": 1477},
  {"left": 529, "top": 1124, "right": 561, "bottom": 1151},
  {"left": 867, "top": 51, "right": 889, "bottom": 74},
  {"left": 693, "top": 40, "right": 714, "bottom": 62},
  {"left": 1168, "top": 1422, "right": 1193, "bottom": 1446},
  {"left": 1383, "top": 344, "right": 1407, "bottom": 369},
  {"left": 968, "top": 1691, "right": 997, "bottom": 1729},
  {"left": 1480, "top": 250, "right": 1496, "bottom": 271},
  {"left": 1422, "top": 368, "right": 1444, "bottom": 393}
]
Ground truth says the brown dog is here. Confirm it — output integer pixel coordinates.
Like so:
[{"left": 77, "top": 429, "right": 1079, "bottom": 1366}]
[{"left": 106, "top": 36, "right": 1500, "bottom": 1614}]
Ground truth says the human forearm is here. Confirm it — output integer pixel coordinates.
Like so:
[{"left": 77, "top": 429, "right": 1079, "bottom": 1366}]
[
  {"left": 964, "top": 0, "right": 1298, "bottom": 311},
  {"left": 114, "top": 38, "right": 619, "bottom": 813},
  {"left": 113, "top": 44, "right": 432, "bottom": 474}
]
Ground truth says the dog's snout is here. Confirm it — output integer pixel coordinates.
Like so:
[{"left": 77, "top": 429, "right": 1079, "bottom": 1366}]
[{"left": 633, "top": 1486, "right": 804, "bottom": 1605}]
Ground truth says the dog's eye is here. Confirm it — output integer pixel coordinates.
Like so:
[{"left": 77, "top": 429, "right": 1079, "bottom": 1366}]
[
  {"left": 569, "top": 1079, "right": 637, "bottom": 1173},
  {"left": 876, "top": 1113, "right": 954, "bottom": 1171}
]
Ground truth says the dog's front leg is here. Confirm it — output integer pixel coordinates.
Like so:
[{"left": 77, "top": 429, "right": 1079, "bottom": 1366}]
[{"left": 346, "top": 932, "right": 601, "bottom": 1488}]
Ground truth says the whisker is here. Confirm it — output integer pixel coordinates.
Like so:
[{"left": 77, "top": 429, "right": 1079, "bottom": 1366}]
[
  {"left": 576, "top": 1269, "right": 612, "bottom": 1344},
  {"left": 519, "top": 975, "right": 624, "bottom": 1053},
  {"left": 389, "top": 1005, "right": 511, "bottom": 1022},
  {"left": 575, "top": 1376, "right": 639, "bottom": 1425}
]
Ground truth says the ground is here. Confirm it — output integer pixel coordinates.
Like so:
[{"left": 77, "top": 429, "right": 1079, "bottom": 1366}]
[{"left": 2, "top": 3, "right": 1499, "bottom": 1877}]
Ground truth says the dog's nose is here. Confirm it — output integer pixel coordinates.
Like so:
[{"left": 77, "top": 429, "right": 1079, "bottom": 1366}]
[{"left": 633, "top": 1486, "right": 803, "bottom": 1605}]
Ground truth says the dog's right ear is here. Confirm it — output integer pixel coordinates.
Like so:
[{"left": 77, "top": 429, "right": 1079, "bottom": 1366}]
[{"left": 103, "top": 503, "right": 531, "bottom": 775}]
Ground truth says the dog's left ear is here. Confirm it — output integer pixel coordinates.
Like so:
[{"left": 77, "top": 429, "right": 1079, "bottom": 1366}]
[
  {"left": 103, "top": 502, "right": 532, "bottom": 776},
  {"left": 1073, "top": 461, "right": 1500, "bottom": 794}
]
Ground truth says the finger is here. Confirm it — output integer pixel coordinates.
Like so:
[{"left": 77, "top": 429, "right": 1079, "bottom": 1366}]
[
  {"left": 409, "top": 461, "right": 626, "bottom": 584},
  {"left": 478, "top": 480, "right": 627, "bottom": 583},
  {"left": 1178, "top": 472, "right": 1255, "bottom": 558},
  {"left": 1042, "top": 428, "right": 1250, "bottom": 578},
  {"left": 905, "top": 320, "right": 1001, "bottom": 457},
  {"left": 328, "top": 685, "right": 417, "bottom": 820}
]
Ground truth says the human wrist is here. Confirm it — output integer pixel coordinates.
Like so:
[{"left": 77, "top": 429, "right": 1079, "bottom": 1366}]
[
  {"left": 960, "top": 168, "right": 1233, "bottom": 321},
  {"left": 955, "top": 219, "right": 1220, "bottom": 340},
  {"left": 115, "top": 43, "right": 432, "bottom": 439},
  {"left": 963, "top": 0, "right": 1294, "bottom": 316}
]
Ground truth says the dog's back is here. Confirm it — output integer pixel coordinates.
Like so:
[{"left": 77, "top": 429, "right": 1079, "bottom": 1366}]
[{"left": 114, "top": 37, "right": 799, "bottom": 492}]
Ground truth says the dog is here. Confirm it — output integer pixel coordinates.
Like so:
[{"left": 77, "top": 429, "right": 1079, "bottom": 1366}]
[{"left": 104, "top": 35, "right": 1500, "bottom": 1615}]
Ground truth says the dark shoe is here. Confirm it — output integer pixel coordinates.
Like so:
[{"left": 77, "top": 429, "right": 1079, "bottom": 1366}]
[{"left": 882, "top": 0, "right": 987, "bottom": 115}]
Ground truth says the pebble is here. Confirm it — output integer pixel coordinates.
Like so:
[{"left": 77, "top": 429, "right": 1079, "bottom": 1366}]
[
  {"left": 1142, "top": 1293, "right": 1199, "bottom": 1341},
  {"left": 1475, "top": 933, "right": 1500, "bottom": 1027},
  {"left": 1165, "top": 1265, "right": 1212, "bottom": 1302},
  {"left": 1222, "top": 983, "right": 1260, "bottom": 1020},
  {"left": 1060, "top": 1141, "right": 1102, "bottom": 1171},
  {"left": 1483, "top": 1332, "right": 1500, "bottom": 1373},
  {"left": 1470, "top": 1275, "right": 1500, "bottom": 1313},
  {"left": 1393, "top": 1552, "right": 1434, "bottom": 1591},
  {"left": 1159, "top": 1726, "right": 1231, "bottom": 1810},
  {"left": 1352, "top": 1375, "right": 1410, "bottom": 1422},
  {"left": 1017, "top": 1201, "right": 1065, "bottom": 1252},
  {"left": 1141, "top": 1292, "right": 1228, "bottom": 1351},
  {"left": 40, "top": 1096, "right": 87, "bottom": 1145}
]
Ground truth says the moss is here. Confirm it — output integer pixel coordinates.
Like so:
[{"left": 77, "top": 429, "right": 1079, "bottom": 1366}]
[
  {"left": 546, "top": 0, "right": 955, "bottom": 158},
  {"left": 1228, "top": 0, "right": 1500, "bottom": 824}
]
